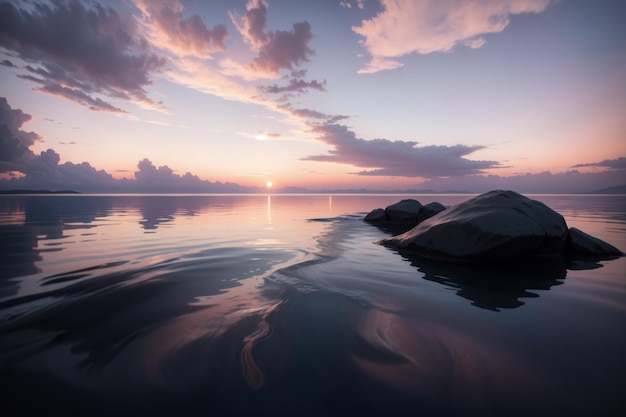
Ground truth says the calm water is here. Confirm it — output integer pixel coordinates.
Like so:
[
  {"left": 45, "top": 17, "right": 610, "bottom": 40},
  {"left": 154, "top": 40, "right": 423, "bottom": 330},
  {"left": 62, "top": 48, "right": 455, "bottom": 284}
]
[{"left": 1, "top": 194, "right": 625, "bottom": 416}]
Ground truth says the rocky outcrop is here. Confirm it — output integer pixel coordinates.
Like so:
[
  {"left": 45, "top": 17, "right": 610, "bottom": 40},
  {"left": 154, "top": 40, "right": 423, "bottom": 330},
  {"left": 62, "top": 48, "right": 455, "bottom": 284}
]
[
  {"left": 566, "top": 227, "right": 623, "bottom": 257},
  {"left": 364, "top": 199, "right": 445, "bottom": 225},
  {"left": 373, "top": 190, "right": 623, "bottom": 263},
  {"left": 379, "top": 190, "right": 571, "bottom": 262}
]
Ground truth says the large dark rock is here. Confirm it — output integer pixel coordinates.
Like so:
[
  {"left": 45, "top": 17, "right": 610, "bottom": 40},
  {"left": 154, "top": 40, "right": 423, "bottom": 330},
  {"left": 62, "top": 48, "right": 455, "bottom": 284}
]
[
  {"left": 566, "top": 227, "right": 623, "bottom": 258},
  {"left": 380, "top": 190, "right": 569, "bottom": 262}
]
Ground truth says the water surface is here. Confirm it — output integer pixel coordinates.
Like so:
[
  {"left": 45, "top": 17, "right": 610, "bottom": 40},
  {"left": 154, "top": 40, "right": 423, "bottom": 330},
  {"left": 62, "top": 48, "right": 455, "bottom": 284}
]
[{"left": 1, "top": 194, "right": 625, "bottom": 416}]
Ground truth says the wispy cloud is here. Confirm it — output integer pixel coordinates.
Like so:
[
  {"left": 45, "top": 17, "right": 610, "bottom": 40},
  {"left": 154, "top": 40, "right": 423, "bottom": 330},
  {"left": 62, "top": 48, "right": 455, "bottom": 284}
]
[
  {"left": 572, "top": 157, "right": 626, "bottom": 170},
  {"left": 260, "top": 77, "right": 327, "bottom": 95},
  {"left": 132, "top": 0, "right": 228, "bottom": 57},
  {"left": 303, "top": 123, "right": 501, "bottom": 178},
  {"left": 353, "top": 0, "right": 552, "bottom": 73},
  {"left": 1, "top": 58, "right": 16, "bottom": 67},
  {"left": 419, "top": 168, "right": 626, "bottom": 194}
]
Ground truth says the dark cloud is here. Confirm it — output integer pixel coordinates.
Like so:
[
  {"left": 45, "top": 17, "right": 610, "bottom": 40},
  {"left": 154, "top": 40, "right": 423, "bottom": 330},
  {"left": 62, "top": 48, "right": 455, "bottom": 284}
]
[
  {"left": 572, "top": 157, "right": 626, "bottom": 170},
  {"left": 231, "top": 0, "right": 315, "bottom": 75},
  {"left": 1, "top": 58, "right": 16, "bottom": 67},
  {"left": 3, "top": 148, "right": 118, "bottom": 191},
  {"left": 0, "top": 0, "right": 166, "bottom": 111},
  {"left": 134, "top": 0, "right": 228, "bottom": 56},
  {"left": 303, "top": 123, "right": 501, "bottom": 178},
  {"left": 251, "top": 21, "right": 314, "bottom": 74},
  {"left": 0, "top": 96, "right": 40, "bottom": 172},
  {"left": 261, "top": 78, "right": 327, "bottom": 95}
]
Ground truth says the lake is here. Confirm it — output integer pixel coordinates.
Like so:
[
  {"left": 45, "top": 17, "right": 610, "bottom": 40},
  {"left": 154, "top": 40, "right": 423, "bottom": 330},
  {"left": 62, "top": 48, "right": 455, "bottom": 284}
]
[{"left": 1, "top": 193, "right": 625, "bottom": 416}]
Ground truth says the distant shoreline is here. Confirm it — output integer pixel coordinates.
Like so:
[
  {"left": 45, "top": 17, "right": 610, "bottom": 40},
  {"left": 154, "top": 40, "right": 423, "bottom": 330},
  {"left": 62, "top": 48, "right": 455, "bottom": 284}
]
[
  {"left": 0, "top": 189, "right": 81, "bottom": 195},
  {"left": 0, "top": 186, "right": 624, "bottom": 195}
]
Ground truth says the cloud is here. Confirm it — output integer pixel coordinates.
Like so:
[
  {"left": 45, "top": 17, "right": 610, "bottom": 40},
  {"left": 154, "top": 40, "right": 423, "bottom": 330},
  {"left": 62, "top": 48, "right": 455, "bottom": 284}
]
[
  {"left": 418, "top": 169, "right": 626, "bottom": 194},
  {"left": 340, "top": 0, "right": 365, "bottom": 9},
  {"left": 303, "top": 123, "right": 501, "bottom": 178},
  {"left": 1, "top": 59, "right": 16, "bottom": 67},
  {"left": 230, "top": 0, "right": 269, "bottom": 48},
  {"left": 0, "top": 98, "right": 257, "bottom": 192},
  {"left": 277, "top": 104, "right": 349, "bottom": 123},
  {"left": 133, "top": 0, "right": 228, "bottom": 57},
  {"left": 353, "top": 0, "right": 552, "bottom": 73},
  {"left": 0, "top": 0, "right": 166, "bottom": 111},
  {"left": 572, "top": 157, "right": 626, "bottom": 170},
  {"left": 229, "top": 0, "right": 315, "bottom": 76},
  {"left": 0, "top": 97, "right": 40, "bottom": 172},
  {"left": 260, "top": 77, "right": 327, "bottom": 95}
]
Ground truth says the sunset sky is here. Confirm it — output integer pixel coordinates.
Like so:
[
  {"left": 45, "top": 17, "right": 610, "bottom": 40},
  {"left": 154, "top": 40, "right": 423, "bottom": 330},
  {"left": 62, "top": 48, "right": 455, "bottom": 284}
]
[{"left": 1, "top": 0, "right": 625, "bottom": 193}]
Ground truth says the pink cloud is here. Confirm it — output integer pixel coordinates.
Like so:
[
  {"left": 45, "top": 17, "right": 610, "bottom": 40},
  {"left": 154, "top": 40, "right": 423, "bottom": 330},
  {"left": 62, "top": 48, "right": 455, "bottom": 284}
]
[
  {"left": 133, "top": 0, "right": 228, "bottom": 57},
  {"left": 353, "top": 0, "right": 552, "bottom": 73}
]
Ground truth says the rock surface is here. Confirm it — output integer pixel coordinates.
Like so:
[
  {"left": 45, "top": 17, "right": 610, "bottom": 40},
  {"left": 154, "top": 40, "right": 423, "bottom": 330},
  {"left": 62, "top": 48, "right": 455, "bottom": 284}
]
[
  {"left": 566, "top": 227, "right": 623, "bottom": 257},
  {"left": 364, "top": 199, "right": 446, "bottom": 225},
  {"left": 419, "top": 202, "right": 446, "bottom": 222},
  {"left": 363, "top": 208, "right": 386, "bottom": 223},
  {"left": 379, "top": 190, "right": 569, "bottom": 262},
  {"left": 385, "top": 199, "right": 423, "bottom": 223}
]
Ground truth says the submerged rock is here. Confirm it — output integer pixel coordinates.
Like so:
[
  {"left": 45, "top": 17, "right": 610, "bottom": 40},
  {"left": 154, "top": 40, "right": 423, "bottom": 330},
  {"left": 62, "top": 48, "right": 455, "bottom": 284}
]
[
  {"left": 380, "top": 190, "right": 569, "bottom": 262},
  {"left": 566, "top": 227, "right": 623, "bottom": 258}
]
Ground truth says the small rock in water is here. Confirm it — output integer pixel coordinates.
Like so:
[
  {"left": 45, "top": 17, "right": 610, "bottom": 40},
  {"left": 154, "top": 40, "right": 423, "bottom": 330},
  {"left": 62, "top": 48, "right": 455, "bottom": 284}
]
[
  {"left": 363, "top": 208, "right": 386, "bottom": 223},
  {"left": 566, "top": 227, "right": 623, "bottom": 257},
  {"left": 385, "top": 199, "right": 423, "bottom": 223}
]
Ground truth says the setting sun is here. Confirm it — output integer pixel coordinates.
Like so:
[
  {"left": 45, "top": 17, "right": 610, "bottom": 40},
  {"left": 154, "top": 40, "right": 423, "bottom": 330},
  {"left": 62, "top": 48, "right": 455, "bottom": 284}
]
[{"left": 266, "top": 181, "right": 273, "bottom": 188}]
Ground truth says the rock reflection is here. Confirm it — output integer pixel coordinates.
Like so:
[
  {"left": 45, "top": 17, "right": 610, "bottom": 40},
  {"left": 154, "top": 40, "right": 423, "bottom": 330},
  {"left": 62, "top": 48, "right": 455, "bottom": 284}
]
[{"left": 397, "top": 252, "right": 567, "bottom": 311}]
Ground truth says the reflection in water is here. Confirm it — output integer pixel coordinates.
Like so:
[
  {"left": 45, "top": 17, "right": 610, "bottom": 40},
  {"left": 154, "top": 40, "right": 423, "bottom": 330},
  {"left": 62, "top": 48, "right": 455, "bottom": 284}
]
[
  {"left": 0, "top": 194, "right": 625, "bottom": 416},
  {"left": 400, "top": 253, "right": 567, "bottom": 311}
]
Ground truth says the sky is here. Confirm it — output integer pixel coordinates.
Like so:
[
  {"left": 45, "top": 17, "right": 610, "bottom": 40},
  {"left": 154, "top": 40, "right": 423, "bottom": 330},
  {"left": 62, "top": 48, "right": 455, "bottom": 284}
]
[{"left": 0, "top": 0, "right": 625, "bottom": 193}]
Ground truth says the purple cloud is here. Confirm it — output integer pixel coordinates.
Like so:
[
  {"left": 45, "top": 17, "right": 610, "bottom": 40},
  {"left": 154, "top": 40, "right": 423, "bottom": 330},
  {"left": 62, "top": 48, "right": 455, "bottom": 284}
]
[
  {"left": 418, "top": 169, "right": 626, "bottom": 194},
  {"left": 0, "top": 0, "right": 166, "bottom": 112},
  {"left": 277, "top": 104, "right": 349, "bottom": 123},
  {"left": 572, "top": 157, "right": 626, "bottom": 170},
  {"left": 261, "top": 78, "right": 327, "bottom": 95},
  {"left": 0, "top": 97, "right": 40, "bottom": 172},
  {"left": 230, "top": 0, "right": 315, "bottom": 75},
  {"left": 303, "top": 123, "right": 501, "bottom": 178}
]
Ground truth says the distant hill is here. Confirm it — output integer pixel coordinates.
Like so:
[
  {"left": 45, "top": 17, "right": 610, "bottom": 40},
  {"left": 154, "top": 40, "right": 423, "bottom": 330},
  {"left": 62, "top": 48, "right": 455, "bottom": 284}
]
[
  {"left": 583, "top": 184, "right": 626, "bottom": 194},
  {"left": 0, "top": 189, "right": 80, "bottom": 194}
]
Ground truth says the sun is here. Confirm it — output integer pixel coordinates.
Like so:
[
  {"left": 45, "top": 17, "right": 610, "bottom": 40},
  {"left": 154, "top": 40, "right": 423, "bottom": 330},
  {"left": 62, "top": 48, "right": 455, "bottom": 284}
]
[{"left": 266, "top": 181, "right": 273, "bottom": 188}]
